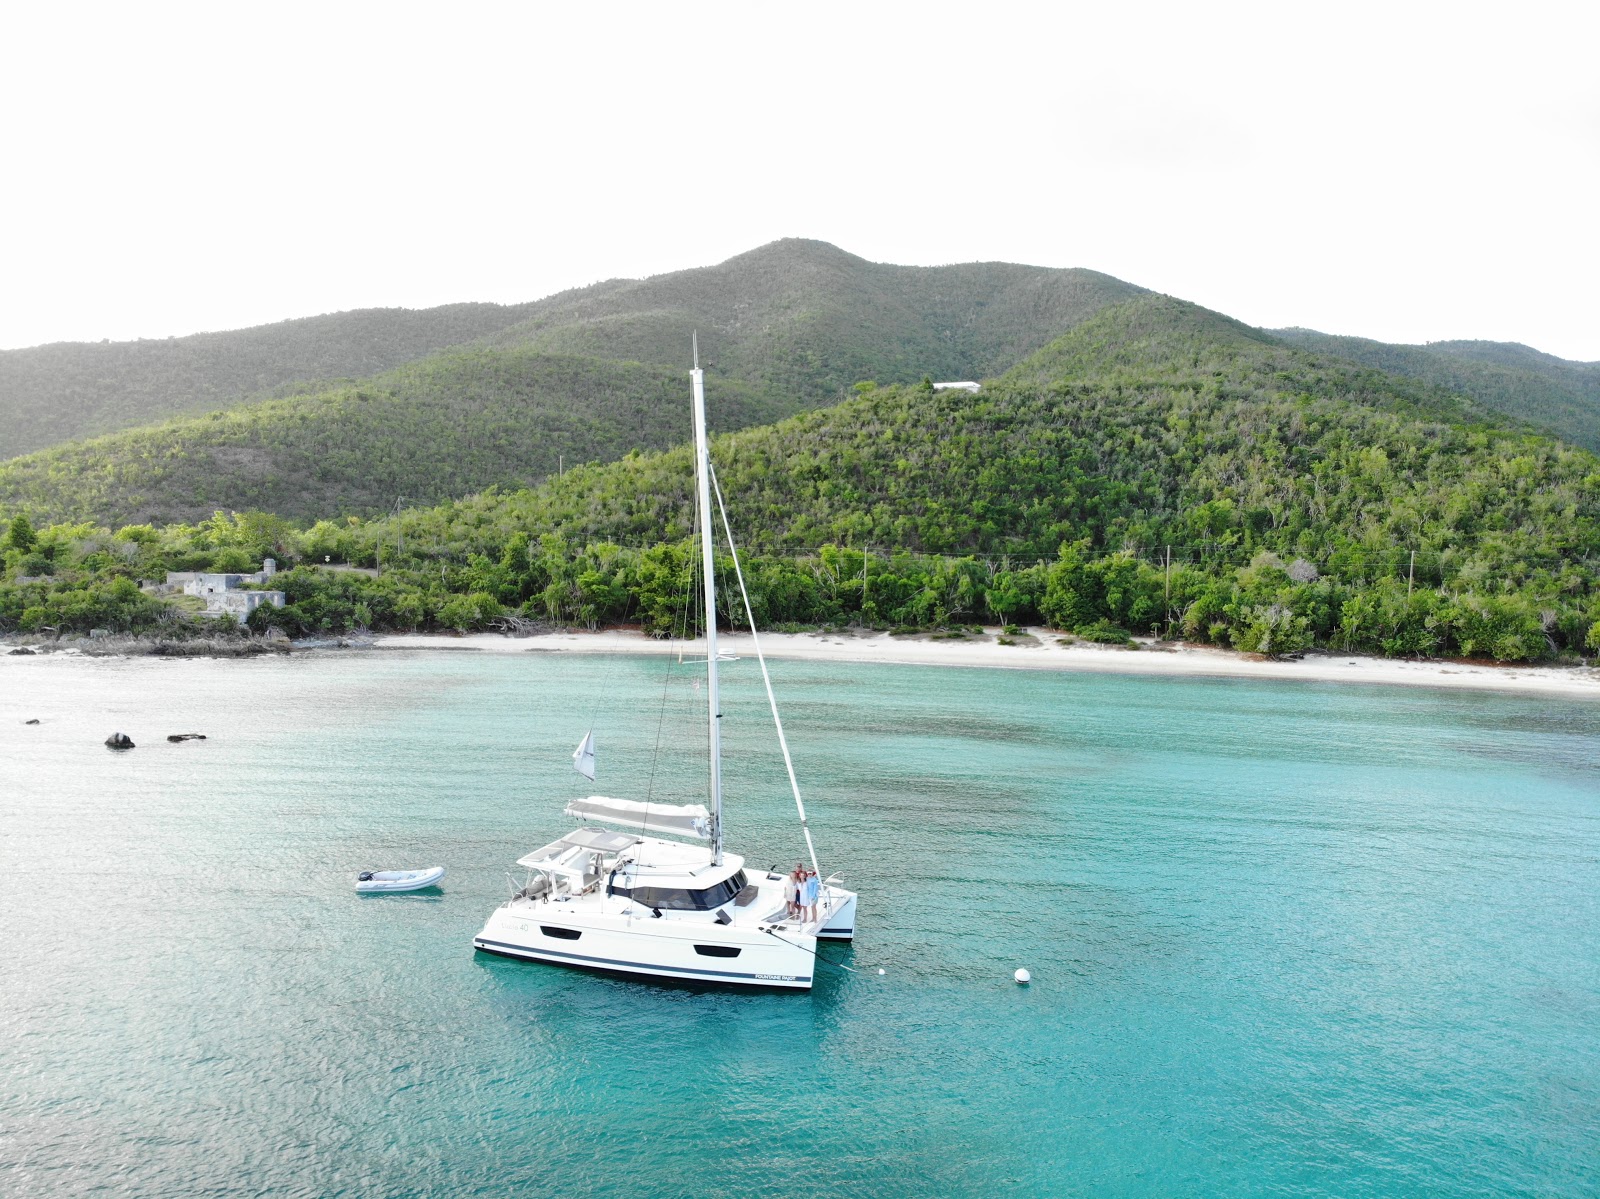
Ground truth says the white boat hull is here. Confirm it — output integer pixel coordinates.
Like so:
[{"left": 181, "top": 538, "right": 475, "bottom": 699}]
[
  {"left": 474, "top": 901, "right": 817, "bottom": 989},
  {"left": 356, "top": 866, "right": 445, "bottom": 892},
  {"left": 817, "top": 890, "right": 856, "bottom": 940}
]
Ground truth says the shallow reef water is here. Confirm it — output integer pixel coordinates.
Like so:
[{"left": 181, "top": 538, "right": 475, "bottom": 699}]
[{"left": 3, "top": 651, "right": 1597, "bottom": 1198}]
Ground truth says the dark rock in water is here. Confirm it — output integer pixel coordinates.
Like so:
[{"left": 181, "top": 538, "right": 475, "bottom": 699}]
[
  {"left": 105, "top": 732, "right": 135, "bottom": 749},
  {"left": 166, "top": 733, "right": 208, "bottom": 742},
  {"left": 25, "top": 718, "right": 41, "bottom": 725},
  {"left": 8, "top": 647, "right": 36, "bottom": 655}
]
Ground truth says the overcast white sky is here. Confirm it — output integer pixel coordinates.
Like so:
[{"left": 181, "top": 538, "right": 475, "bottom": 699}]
[{"left": 2, "top": 2, "right": 1596, "bottom": 358}]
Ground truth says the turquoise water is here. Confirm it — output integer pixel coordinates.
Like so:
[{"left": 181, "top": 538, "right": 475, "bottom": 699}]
[{"left": 2, "top": 650, "right": 1597, "bottom": 1198}]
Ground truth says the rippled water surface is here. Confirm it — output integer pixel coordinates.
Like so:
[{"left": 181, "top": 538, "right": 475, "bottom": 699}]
[{"left": 3, "top": 651, "right": 1597, "bottom": 1198}]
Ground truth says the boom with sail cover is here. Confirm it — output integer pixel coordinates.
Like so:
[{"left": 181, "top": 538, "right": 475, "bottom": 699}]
[{"left": 563, "top": 796, "right": 712, "bottom": 839}]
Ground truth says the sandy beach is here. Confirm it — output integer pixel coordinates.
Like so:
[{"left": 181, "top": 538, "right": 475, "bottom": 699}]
[{"left": 367, "top": 627, "right": 1600, "bottom": 700}]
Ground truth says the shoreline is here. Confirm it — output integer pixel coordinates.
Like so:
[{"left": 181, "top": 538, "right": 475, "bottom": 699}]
[
  {"left": 366, "top": 627, "right": 1600, "bottom": 700},
  {"left": 7, "top": 626, "right": 1597, "bottom": 699}
]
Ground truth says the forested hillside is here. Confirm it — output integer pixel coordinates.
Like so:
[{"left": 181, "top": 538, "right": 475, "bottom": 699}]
[
  {"left": 322, "top": 298, "right": 1600, "bottom": 659},
  {"left": 489, "top": 238, "right": 1147, "bottom": 402},
  {"left": 12, "top": 294, "right": 1591, "bottom": 664},
  {"left": 1271, "top": 328, "right": 1600, "bottom": 451},
  {"left": 0, "top": 240, "right": 1145, "bottom": 524},
  {"left": 6, "top": 254, "right": 1600, "bottom": 664},
  {"left": 0, "top": 302, "right": 539, "bottom": 458},
  {"left": 356, "top": 297, "right": 1588, "bottom": 570},
  {"left": 0, "top": 349, "right": 788, "bottom": 525}
]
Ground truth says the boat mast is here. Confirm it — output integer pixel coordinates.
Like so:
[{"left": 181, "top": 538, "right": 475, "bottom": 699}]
[{"left": 690, "top": 334, "right": 724, "bottom": 865}]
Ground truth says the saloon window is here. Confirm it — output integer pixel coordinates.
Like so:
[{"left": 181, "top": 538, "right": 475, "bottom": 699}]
[{"left": 620, "top": 870, "right": 749, "bottom": 910}]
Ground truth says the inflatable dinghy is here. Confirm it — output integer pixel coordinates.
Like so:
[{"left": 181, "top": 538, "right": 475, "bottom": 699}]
[{"left": 356, "top": 866, "right": 445, "bottom": 892}]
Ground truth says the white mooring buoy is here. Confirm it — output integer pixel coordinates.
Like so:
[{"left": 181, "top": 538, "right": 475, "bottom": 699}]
[
  {"left": 1014, "top": 968, "right": 1031, "bottom": 985},
  {"left": 878, "top": 968, "right": 886, "bottom": 975}
]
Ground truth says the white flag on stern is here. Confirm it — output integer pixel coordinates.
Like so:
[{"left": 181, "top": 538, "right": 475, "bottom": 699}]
[{"left": 572, "top": 731, "right": 596, "bottom": 781}]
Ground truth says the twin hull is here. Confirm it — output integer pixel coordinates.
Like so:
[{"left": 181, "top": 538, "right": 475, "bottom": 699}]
[{"left": 473, "top": 894, "right": 857, "bottom": 990}]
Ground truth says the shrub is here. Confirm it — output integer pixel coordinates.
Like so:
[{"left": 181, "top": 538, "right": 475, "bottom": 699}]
[
  {"left": 435, "top": 591, "right": 504, "bottom": 632},
  {"left": 1231, "top": 603, "right": 1312, "bottom": 656},
  {"left": 1076, "top": 619, "right": 1134, "bottom": 646}
]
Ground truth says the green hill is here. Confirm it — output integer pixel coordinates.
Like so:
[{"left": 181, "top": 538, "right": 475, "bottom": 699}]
[
  {"left": 1270, "top": 328, "right": 1600, "bottom": 451},
  {"left": 489, "top": 238, "right": 1148, "bottom": 401},
  {"left": 0, "top": 302, "right": 540, "bottom": 459},
  {"left": 313, "top": 295, "right": 1596, "bottom": 658},
  {"left": 0, "top": 349, "right": 787, "bottom": 525},
  {"left": 0, "top": 241, "right": 1145, "bottom": 524},
  {"left": 7, "top": 295, "right": 1599, "bottom": 662},
  {"left": 369, "top": 296, "right": 1567, "bottom": 560}
]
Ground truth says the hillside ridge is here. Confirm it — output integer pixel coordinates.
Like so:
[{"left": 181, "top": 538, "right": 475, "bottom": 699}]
[
  {"left": 0, "top": 302, "right": 541, "bottom": 459},
  {"left": 1269, "top": 327, "right": 1600, "bottom": 451},
  {"left": 0, "top": 242, "right": 1147, "bottom": 522}
]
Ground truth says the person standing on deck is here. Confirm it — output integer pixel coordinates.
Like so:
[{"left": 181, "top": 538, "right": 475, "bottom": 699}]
[
  {"left": 801, "top": 868, "right": 820, "bottom": 923},
  {"left": 784, "top": 865, "right": 802, "bottom": 919}
]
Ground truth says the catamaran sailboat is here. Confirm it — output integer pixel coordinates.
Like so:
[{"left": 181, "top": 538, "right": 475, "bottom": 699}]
[{"left": 471, "top": 343, "right": 858, "bottom": 989}]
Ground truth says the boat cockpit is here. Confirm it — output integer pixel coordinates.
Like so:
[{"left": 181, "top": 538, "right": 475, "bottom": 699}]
[{"left": 511, "top": 826, "right": 758, "bottom": 916}]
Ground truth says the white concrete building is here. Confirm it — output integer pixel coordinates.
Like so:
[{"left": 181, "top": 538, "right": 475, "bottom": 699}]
[
  {"left": 932, "top": 381, "right": 981, "bottom": 393},
  {"left": 164, "top": 558, "right": 285, "bottom": 622},
  {"left": 209, "top": 590, "right": 286, "bottom": 621}
]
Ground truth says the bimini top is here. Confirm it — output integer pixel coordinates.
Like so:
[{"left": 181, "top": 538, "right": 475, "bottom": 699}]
[
  {"left": 561, "top": 826, "right": 640, "bottom": 853},
  {"left": 564, "top": 796, "right": 712, "bottom": 840}
]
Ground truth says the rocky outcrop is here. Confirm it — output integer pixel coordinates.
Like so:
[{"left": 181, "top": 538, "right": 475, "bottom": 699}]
[{"left": 104, "top": 732, "right": 135, "bottom": 749}]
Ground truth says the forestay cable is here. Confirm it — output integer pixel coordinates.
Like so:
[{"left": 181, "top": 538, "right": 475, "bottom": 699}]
[{"left": 708, "top": 461, "right": 821, "bottom": 880}]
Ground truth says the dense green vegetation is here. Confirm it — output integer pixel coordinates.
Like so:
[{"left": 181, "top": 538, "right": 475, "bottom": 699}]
[
  {"left": 6, "top": 296, "right": 1598, "bottom": 664},
  {"left": 1272, "top": 328, "right": 1600, "bottom": 452},
  {"left": 489, "top": 238, "right": 1146, "bottom": 402},
  {"left": 0, "top": 302, "right": 539, "bottom": 459},
  {"left": 0, "top": 240, "right": 1144, "bottom": 525},
  {"left": 0, "top": 350, "right": 796, "bottom": 526}
]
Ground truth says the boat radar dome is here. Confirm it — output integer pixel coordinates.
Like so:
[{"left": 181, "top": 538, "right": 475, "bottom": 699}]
[{"left": 1014, "top": 968, "right": 1031, "bottom": 985}]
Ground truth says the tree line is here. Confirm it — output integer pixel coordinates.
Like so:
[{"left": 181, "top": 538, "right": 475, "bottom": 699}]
[{"left": 2, "top": 510, "right": 1594, "bottom": 663}]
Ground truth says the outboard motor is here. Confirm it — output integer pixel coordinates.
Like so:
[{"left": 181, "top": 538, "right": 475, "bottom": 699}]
[{"left": 358, "top": 871, "right": 374, "bottom": 881}]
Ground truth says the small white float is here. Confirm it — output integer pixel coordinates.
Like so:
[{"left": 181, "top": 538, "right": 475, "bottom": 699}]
[{"left": 356, "top": 866, "right": 445, "bottom": 893}]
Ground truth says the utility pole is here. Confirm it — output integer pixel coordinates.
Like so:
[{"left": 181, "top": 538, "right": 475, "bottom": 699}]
[
  {"left": 394, "top": 498, "right": 406, "bottom": 559},
  {"left": 1164, "top": 545, "right": 1172, "bottom": 626},
  {"left": 1408, "top": 549, "right": 1415, "bottom": 598},
  {"left": 377, "top": 497, "right": 407, "bottom": 577}
]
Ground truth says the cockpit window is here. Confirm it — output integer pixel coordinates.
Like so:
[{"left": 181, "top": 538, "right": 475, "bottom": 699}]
[{"left": 612, "top": 869, "right": 748, "bottom": 910}]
